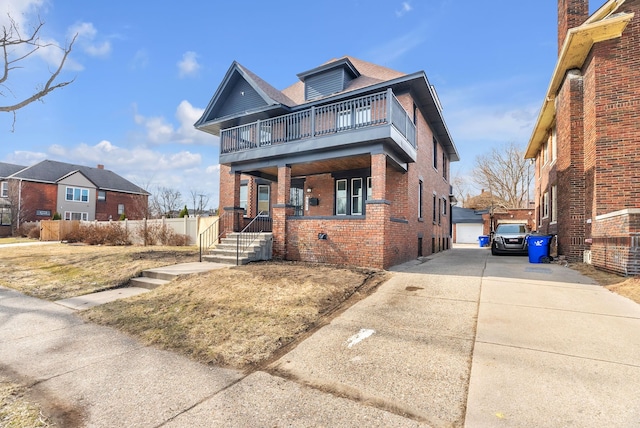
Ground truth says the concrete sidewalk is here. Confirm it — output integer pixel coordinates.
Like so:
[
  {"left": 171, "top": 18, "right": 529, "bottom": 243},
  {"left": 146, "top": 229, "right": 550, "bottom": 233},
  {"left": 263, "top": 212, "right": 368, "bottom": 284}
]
[{"left": 1, "top": 249, "right": 639, "bottom": 427}]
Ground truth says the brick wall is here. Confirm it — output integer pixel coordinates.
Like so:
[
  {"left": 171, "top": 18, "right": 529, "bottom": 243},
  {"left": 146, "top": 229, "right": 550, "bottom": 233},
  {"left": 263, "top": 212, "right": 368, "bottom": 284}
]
[
  {"left": 95, "top": 191, "right": 148, "bottom": 221},
  {"left": 16, "top": 181, "right": 57, "bottom": 221},
  {"left": 558, "top": 0, "right": 589, "bottom": 54}
]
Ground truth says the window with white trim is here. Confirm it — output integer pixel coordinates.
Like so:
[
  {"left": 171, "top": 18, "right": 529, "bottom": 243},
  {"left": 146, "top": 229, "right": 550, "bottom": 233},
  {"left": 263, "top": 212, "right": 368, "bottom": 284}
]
[
  {"left": 239, "top": 183, "right": 248, "bottom": 214},
  {"left": 432, "top": 193, "right": 437, "bottom": 223},
  {"left": 542, "top": 192, "right": 549, "bottom": 219},
  {"left": 257, "top": 184, "right": 270, "bottom": 216},
  {"left": 66, "top": 186, "right": 89, "bottom": 202},
  {"left": 551, "top": 185, "right": 557, "bottom": 223},
  {"left": 351, "top": 178, "right": 363, "bottom": 215},
  {"left": 335, "top": 174, "right": 371, "bottom": 216},
  {"left": 65, "top": 211, "right": 88, "bottom": 221},
  {"left": 118, "top": 204, "right": 125, "bottom": 215},
  {"left": 97, "top": 190, "right": 106, "bottom": 201},
  {"left": 442, "top": 197, "right": 447, "bottom": 216},
  {"left": 1, "top": 181, "right": 7, "bottom": 198}
]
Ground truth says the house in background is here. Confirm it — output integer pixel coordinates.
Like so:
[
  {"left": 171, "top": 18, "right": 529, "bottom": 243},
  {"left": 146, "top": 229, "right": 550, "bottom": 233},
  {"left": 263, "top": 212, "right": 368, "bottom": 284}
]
[
  {"left": 196, "top": 56, "right": 459, "bottom": 269},
  {"left": 0, "top": 160, "right": 149, "bottom": 232},
  {"left": 525, "top": 0, "right": 639, "bottom": 275},
  {"left": 0, "top": 162, "right": 27, "bottom": 236}
]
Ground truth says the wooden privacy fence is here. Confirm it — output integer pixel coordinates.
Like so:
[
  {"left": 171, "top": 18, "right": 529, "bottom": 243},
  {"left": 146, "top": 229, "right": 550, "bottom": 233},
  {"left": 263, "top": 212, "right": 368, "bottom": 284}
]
[{"left": 40, "top": 216, "right": 219, "bottom": 247}]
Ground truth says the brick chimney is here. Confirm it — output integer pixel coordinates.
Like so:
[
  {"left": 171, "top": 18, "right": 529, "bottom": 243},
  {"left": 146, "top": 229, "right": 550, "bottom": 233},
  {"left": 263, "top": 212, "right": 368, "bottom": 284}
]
[
  {"left": 558, "top": 0, "right": 590, "bottom": 54},
  {"left": 97, "top": 164, "right": 104, "bottom": 169}
]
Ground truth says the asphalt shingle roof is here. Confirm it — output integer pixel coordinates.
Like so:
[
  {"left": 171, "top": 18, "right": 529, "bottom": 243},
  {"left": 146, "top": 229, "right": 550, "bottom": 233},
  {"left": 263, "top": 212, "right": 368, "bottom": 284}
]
[
  {"left": 0, "top": 162, "right": 27, "bottom": 179},
  {"left": 452, "top": 206, "right": 485, "bottom": 224},
  {"left": 9, "top": 160, "right": 148, "bottom": 195}
]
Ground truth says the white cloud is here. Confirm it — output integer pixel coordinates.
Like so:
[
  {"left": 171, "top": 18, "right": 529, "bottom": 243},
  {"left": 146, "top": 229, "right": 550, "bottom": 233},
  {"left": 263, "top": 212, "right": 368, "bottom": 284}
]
[
  {"left": 178, "top": 51, "right": 201, "bottom": 78},
  {"left": 133, "top": 101, "right": 218, "bottom": 146},
  {"left": 6, "top": 150, "right": 47, "bottom": 166},
  {"left": 68, "top": 22, "right": 112, "bottom": 58},
  {"left": 367, "top": 24, "right": 427, "bottom": 64},
  {"left": 0, "top": 0, "right": 45, "bottom": 29},
  {"left": 396, "top": 2, "right": 412, "bottom": 17}
]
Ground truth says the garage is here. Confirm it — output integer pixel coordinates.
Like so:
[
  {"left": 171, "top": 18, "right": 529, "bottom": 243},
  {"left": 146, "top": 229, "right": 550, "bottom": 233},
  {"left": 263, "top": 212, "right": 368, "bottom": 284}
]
[{"left": 455, "top": 223, "right": 484, "bottom": 244}]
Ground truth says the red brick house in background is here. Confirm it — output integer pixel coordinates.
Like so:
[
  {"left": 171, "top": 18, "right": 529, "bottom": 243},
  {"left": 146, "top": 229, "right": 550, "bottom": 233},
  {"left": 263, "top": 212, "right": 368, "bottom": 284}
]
[
  {"left": 525, "top": 0, "right": 639, "bottom": 275},
  {"left": 196, "top": 56, "right": 459, "bottom": 269},
  {"left": 0, "top": 160, "right": 149, "bottom": 232}
]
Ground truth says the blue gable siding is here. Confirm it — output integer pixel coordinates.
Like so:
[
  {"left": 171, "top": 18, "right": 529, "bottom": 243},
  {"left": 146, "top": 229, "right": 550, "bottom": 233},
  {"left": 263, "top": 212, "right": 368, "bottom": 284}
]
[
  {"left": 305, "top": 68, "right": 352, "bottom": 100},
  {"left": 216, "top": 78, "right": 268, "bottom": 119}
]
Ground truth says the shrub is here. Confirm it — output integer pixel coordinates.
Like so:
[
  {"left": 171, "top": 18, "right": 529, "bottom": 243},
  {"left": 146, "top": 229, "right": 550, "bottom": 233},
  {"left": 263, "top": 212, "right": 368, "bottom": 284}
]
[
  {"left": 64, "top": 222, "right": 131, "bottom": 246},
  {"left": 17, "top": 222, "right": 39, "bottom": 238},
  {"left": 135, "top": 222, "right": 190, "bottom": 246},
  {"left": 52, "top": 212, "right": 62, "bottom": 220}
]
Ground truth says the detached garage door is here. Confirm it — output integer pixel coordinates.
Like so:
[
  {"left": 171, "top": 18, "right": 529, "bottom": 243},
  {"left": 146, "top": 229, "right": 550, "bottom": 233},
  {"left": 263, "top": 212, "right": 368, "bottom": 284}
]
[{"left": 456, "top": 223, "right": 484, "bottom": 244}]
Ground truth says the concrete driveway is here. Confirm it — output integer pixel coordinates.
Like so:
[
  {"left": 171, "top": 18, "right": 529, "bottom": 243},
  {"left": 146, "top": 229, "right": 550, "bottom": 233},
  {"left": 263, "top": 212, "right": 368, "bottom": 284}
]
[{"left": 1, "top": 245, "right": 638, "bottom": 427}]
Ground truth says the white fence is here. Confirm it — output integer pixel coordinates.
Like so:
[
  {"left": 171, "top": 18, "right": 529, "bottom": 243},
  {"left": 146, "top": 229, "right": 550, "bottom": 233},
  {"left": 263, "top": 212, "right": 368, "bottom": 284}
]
[{"left": 40, "top": 216, "right": 219, "bottom": 247}]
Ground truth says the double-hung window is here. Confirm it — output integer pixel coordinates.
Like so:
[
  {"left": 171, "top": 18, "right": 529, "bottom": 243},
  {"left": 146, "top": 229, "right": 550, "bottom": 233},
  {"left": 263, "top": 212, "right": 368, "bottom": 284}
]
[
  {"left": 65, "top": 186, "right": 89, "bottom": 202},
  {"left": 1, "top": 182, "right": 8, "bottom": 198},
  {"left": 335, "top": 174, "right": 370, "bottom": 216}
]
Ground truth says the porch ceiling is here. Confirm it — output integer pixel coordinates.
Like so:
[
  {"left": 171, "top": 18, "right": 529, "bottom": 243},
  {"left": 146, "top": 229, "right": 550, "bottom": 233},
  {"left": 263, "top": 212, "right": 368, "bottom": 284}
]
[{"left": 243, "top": 154, "right": 372, "bottom": 180}]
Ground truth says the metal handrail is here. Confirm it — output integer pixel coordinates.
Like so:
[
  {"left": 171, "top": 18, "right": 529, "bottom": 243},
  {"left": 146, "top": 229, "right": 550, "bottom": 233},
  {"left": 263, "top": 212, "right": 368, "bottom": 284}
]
[
  {"left": 236, "top": 212, "right": 271, "bottom": 265},
  {"left": 199, "top": 210, "right": 235, "bottom": 262}
]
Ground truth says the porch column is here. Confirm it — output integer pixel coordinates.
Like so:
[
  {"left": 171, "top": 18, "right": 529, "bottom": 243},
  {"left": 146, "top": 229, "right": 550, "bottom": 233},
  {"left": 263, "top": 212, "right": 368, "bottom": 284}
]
[
  {"left": 272, "top": 164, "right": 293, "bottom": 259},
  {"left": 219, "top": 165, "right": 243, "bottom": 232},
  {"left": 366, "top": 153, "right": 390, "bottom": 268}
]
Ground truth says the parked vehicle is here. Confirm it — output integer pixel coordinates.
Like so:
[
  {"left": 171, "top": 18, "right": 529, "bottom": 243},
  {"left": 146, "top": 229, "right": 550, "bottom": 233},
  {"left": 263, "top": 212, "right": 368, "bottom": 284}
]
[{"left": 491, "top": 223, "right": 530, "bottom": 255}]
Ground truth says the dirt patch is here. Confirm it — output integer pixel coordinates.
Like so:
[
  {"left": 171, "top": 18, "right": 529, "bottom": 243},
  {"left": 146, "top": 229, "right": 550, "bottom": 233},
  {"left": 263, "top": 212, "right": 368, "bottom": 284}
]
[{"left": 569, "top": 262, "right": 640, "bottom": 304}]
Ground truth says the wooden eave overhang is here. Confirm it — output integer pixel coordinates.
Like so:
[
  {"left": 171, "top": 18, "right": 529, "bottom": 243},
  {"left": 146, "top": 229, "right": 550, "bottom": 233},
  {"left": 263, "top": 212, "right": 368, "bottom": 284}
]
[{"left": 524, "top": 6, "right": 634, "bottom": 159}]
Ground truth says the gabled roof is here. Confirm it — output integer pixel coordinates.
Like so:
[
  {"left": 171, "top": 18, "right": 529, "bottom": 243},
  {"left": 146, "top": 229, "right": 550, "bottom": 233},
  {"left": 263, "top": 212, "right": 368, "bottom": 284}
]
[
  {"left": 452, "top": 206, "right": 485, "bottom": 224},
  {"left": 195, "top": 56, "right": 459, "bottom": 161},
  {"left": 195, "top": 61, "right": 296, "bottom": 130},
  {"left": 525, "top": 0, "right": 634, "bottom": 158},
  {"left": 0, "top": 162, "right": 26, "bottom": 179},
  {"left": 8, "top": 160, "right": 149, "bottom": 195}
]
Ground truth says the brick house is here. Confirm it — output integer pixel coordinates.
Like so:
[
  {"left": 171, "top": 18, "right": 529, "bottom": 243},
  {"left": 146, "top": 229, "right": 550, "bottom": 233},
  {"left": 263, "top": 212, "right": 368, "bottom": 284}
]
[
  {"left": 196, "top": 56, "right": 459, "bottom": 269},
  {"left": 525, "top": 0, "right": 639, "bottom": 275},
  {"left": 0, "top": 160, "right": 149, "bottom": 228}
]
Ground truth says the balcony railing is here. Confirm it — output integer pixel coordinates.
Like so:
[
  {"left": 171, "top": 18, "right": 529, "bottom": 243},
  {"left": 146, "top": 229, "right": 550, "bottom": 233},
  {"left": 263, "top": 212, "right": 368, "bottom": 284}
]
[{"left": 220, "top": 89, "right": 416, "bottom": 154}]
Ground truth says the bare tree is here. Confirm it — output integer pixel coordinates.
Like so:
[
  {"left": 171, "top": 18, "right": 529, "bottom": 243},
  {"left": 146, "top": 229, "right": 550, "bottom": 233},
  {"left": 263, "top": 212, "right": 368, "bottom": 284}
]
[
  {"left": 451, "top": 172, "right": 472, "bottom": 208},
  {"left": 472, "top": 142, "right": 533, "bottom": 209},
  {"left": 1, "top": 14, "right": 77, "bottom": 128},
  {"left": 188, "top": 189, "right": 210, "bottom": 215},
  {"left": 149, "top": 186, "right": 182, "bottom": 218}
]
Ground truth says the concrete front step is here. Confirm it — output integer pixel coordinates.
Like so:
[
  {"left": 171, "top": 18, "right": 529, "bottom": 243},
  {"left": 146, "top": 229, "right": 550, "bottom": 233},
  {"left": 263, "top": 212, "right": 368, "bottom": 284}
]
[
  {"left": 201, "top": 254, "right": 251, "bottom": 265},
  {"left": 129, "top": 276, "right": 170, "bottom": 290}
]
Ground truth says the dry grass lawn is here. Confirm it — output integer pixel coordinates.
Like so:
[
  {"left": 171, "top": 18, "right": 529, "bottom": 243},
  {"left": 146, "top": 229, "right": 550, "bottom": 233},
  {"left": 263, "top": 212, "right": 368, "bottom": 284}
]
[
  {"left": 569, "top": 262, "right": 640, "bottom": 304},
  {"left": 0, "top": 381, "right": 51, "bottom": 428},
  {"left": 0, "top": 243, "right": 199, "bottom": 301},
  {"left": 83, "top": 261, "right": 388, "bottom": 369}
]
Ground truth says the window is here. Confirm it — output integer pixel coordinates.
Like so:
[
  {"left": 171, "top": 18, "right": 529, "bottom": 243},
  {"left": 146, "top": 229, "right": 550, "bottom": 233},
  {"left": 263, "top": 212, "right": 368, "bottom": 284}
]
[
  {"left": 64, "top": 211, "right": 88, "bottom": 221},
  {"left": 438, "top": 198, "right": 442, "bottom": 224},
  {"left": 542, "top": 192, "right": 549, "bottom": 219},
  {"left": 418, "top": 180, "right": 423, "bottom": 219},
  {"left": 118, "top": 204, "right": 125, "bottom": 215},
  {"left": 338, "top": 110, "right": 352, "bottom": 129},
  {"left": 432, "top": 193, "right": 437, "bottom": 223},
  {"left": 97, "top": 190, "right": 106, "bottom": 201},
  {"left": 442, "top": 153, "right": 447, "bottom": 180},
  {"left": 351, "top": 178, "right": 363, "bottom": 215},
  {"left": 335, "top": 175, "right": 370, "bottom": 216},
  {"left": 433, "top": 138, "right": 438, "bottom": 169},
  {"left": 65, "top": 186, "right": 89, "bottom": 202},
  {"left": 259, "top": 124, "right": 272, "bottom": 145},
  {"left": 290, "top": 187, "right": 304, "bottom": 216},
  {"left": 442, "top": 197, "right": 447, "bottom": 216},
  {"left": 355, "top": 106, "right": 371, "bottom": 127},
  {"left": 239, "top": 183, "right": 248, "bottom": 213},
  {"left": 413, "top": 103, "right": 417, "bottom": 125},
  {"left": 0, "top": 206, "right": 11, "bottom": 225},
  {"left": 551, "top": 185, "right": 557, "bottom": 223},
  {"left": 551, "top": 126, "right": 557, "bottom": 162},
  {"left": 336, "top": 179, "right": 348, "bottom": 215},
  {"left": 0, "top": 182, "right": 7, "bottom": 198},
  {"left": 257, "top": 184, "right": 270, "bottom": 215}
]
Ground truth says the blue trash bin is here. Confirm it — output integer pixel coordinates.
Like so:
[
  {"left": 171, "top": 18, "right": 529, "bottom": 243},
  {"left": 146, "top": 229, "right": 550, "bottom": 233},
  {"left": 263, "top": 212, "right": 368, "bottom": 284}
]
[
  {"left": 478, "top": 236, "right": 489, "bottom": 247},
  {"left": 527, "top": 235, "right": 552, "bottom": 263}
]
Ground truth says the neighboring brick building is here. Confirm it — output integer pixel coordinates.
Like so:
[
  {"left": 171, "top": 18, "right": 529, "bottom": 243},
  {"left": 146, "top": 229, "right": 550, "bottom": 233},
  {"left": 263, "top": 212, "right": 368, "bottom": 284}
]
[
  {"left": 525, "top": 0, "right": 639, "bottom": 275},
  {"left": 196, "top": 56, "right": 459, "bottom": 269},
  {"left": 0, "top": 160, "right": 149, "bottom": 228}
]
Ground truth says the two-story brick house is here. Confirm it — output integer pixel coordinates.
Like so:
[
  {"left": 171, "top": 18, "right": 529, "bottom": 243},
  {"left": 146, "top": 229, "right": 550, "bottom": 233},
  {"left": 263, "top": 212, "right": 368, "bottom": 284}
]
[
  {"left": 196, "top": 56, "right": 459, "bottom": 269},
  {"left": 1, "top": 160, "right": 149, "bottom": 228},
  {"left": 525, "top": 0, "right": 639, "bottom": 275}
]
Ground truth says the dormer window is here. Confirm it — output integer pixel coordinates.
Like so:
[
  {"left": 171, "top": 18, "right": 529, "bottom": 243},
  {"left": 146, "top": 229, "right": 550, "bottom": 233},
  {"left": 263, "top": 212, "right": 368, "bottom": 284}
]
[{"left": 297, "top": 58, "right": 361, "bottom": 101}]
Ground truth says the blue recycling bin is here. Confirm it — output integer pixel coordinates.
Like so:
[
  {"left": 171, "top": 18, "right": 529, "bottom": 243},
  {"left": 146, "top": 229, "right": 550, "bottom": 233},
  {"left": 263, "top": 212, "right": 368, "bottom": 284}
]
[
  {"left": 478, "top": 235, "right": 489, "bottom": 247},
  {"left": 527, "top": 235, "right": 552, "bottom": 263}
]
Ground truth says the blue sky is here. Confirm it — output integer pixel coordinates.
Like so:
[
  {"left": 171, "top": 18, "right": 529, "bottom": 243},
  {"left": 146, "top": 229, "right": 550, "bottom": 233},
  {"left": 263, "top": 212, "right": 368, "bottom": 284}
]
[{"left": 1, "top": 1, "right": 602, "bottom": 209}]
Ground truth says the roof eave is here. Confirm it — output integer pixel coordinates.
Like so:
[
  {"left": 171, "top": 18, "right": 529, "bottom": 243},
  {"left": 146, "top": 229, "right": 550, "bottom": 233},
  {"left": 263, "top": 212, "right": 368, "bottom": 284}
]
[{"left": 525, "top": 10, "right": 634, "bottom": 159}]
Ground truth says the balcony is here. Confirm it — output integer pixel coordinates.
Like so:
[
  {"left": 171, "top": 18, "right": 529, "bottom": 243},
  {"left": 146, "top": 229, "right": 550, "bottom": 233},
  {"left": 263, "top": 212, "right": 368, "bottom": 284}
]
[{"left": 219, "top": 89, "right": 417, "bottom": 166}]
